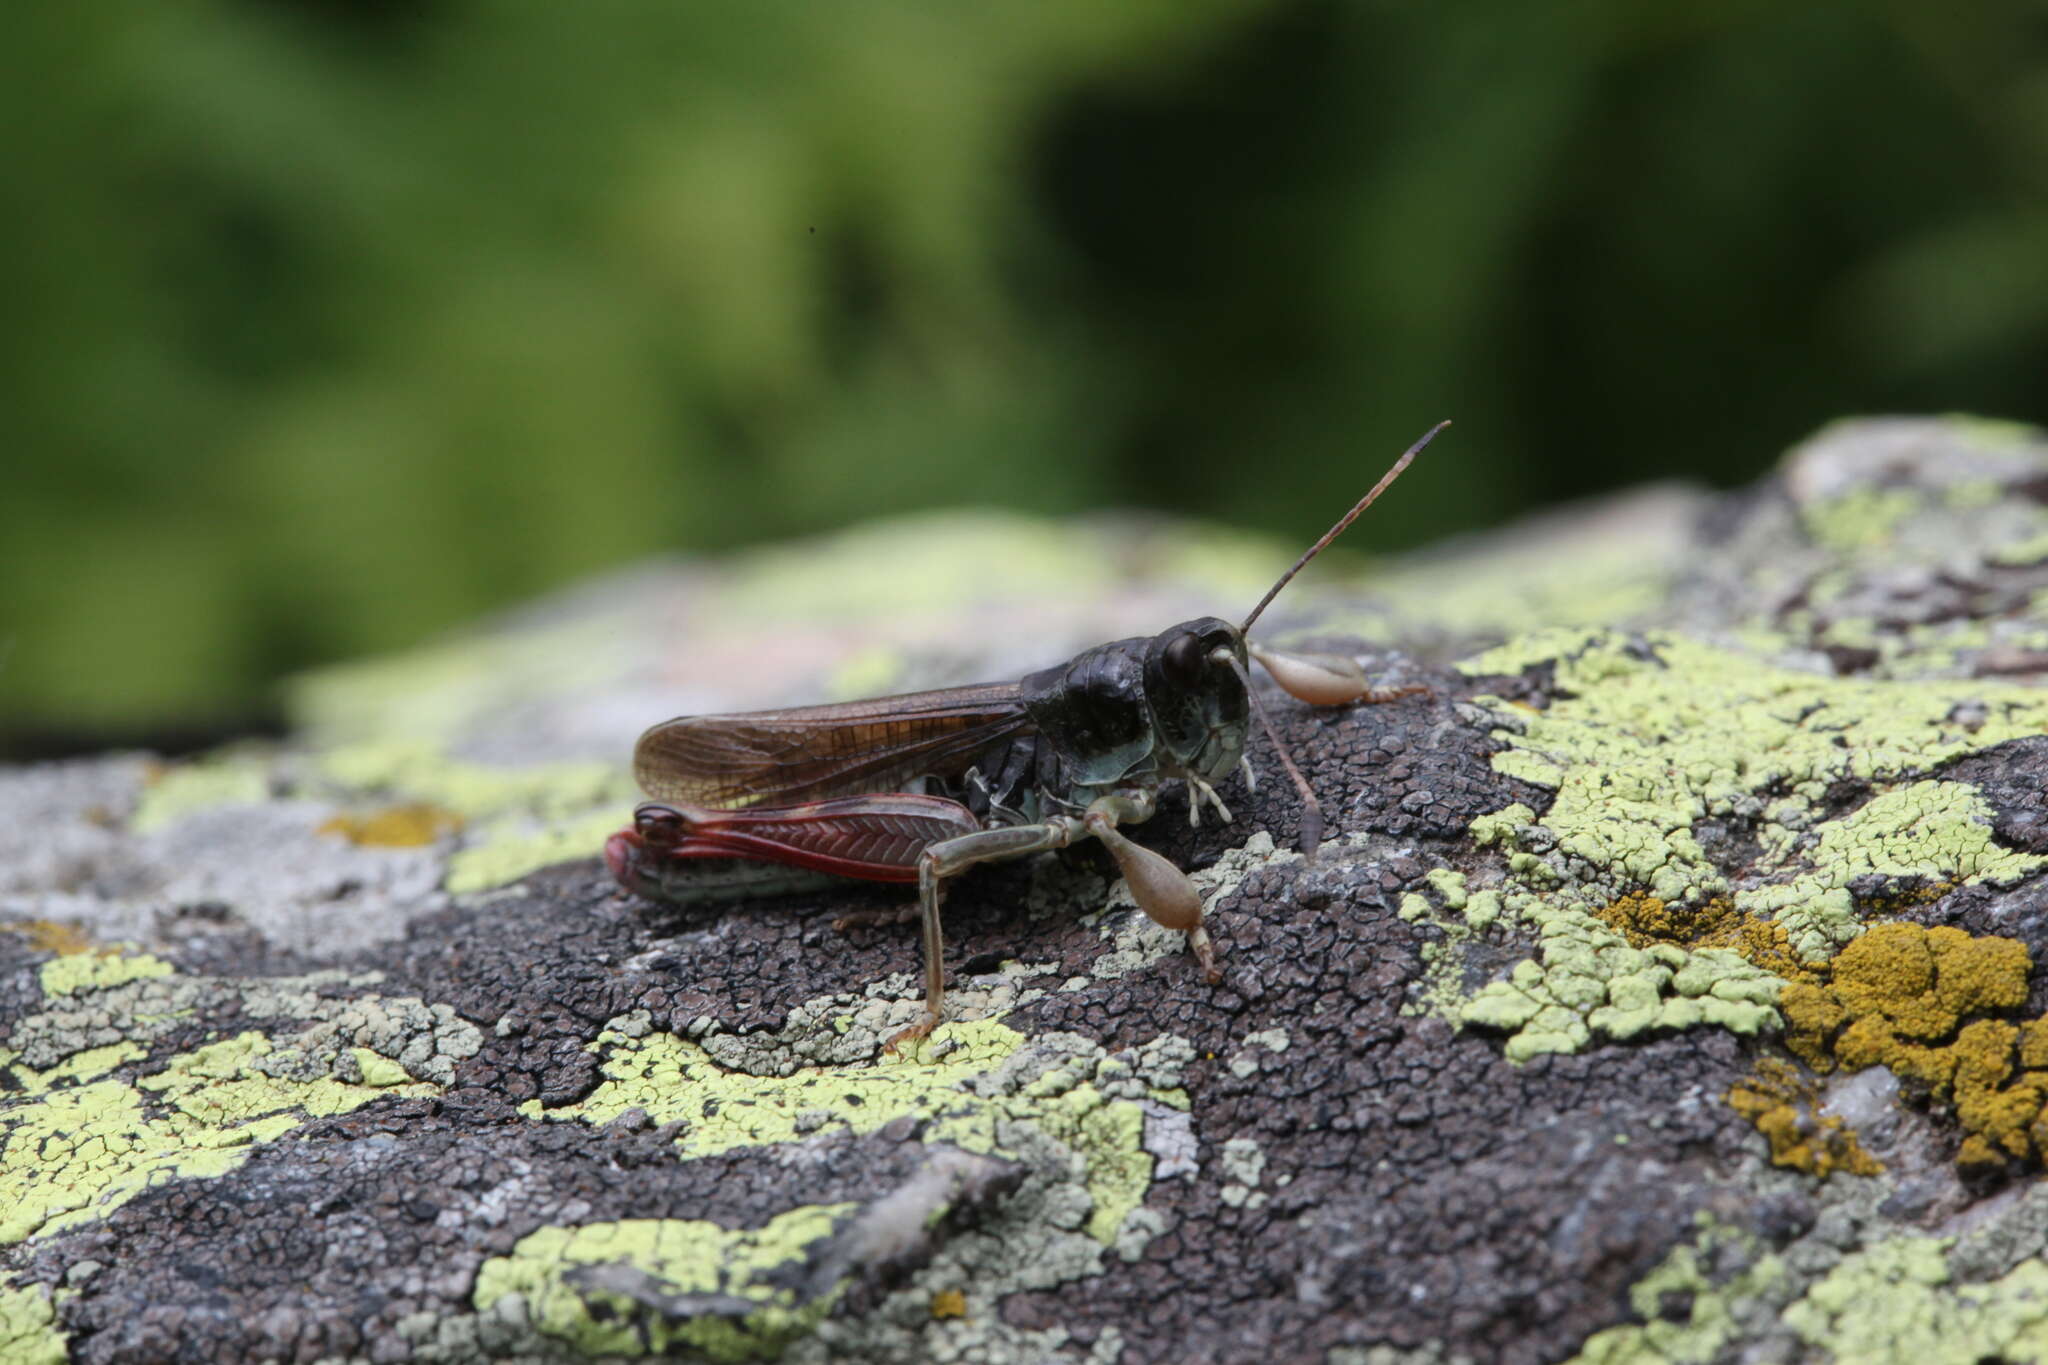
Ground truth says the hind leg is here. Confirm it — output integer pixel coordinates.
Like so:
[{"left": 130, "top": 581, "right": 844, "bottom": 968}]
[{"left": 883, "top": 819, "right": 1086, "bottom": 1054}]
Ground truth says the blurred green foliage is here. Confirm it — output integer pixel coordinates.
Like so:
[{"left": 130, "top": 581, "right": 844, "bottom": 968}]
[{"left": 4, "top": 0, "right": 2044, "bottom": 748}]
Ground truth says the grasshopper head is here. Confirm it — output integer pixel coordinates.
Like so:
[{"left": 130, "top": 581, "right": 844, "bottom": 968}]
[{"left": 1143, "top": 616, "right": 1251, "bottom": 781}]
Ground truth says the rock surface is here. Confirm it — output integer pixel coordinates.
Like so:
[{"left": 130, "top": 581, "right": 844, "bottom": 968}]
[{"left": 6, "top": 416, "right": 2048, "bottom": 1363}]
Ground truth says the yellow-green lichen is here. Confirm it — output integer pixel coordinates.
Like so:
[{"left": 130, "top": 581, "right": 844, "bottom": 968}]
[
  {"left": 0, "top": 1030, "right": 436, "bottom": 1244},
  {"left": 1461, "top": 791, "right": 2039, "bottom": 1064},
  {"left": 319, "top": 741, "right": 629, "bottom": 823},
  {"left": 124, "top": 731, "right": 637, "bottom": 898},
  {"left": 1800, "top": 486, "right": 1922, "bottom": 554},
  {"left": 1782, "top": 1238, "right": 2048, "bottom": 1364},
  {"left": 1991, "top": 527, "right": 2048, "bottom": 568},
  {"left": 37, "top": 949, "right": 175, "bottom": 998},
  {"left": 526, "top": 1018, "right": 1024, "bottom": 1156},
  {"left": 1458, "top": 893, "right": 1784, "bottom": 1062},
  {"left": 1798, "top": 596, "right": 2048, "bottom": 684},
  {"left": 1358, "top": 503, "right": 1691, "bottom": 645},
  {"left": 709, "top": 513, "right": 1125, "bottom": 628},
  {"left": 1413, "top": 868, "right": 1502, "bottom": 931},
  {"left": 6, "top": 1043, "right": 145, "bottom": 1095},
  {"left": 1399, "top": 871, "right": 1511, "bottom": 1018},
  {"left": 1409, "top": 939, "right": 1471, "bottom": 1019},
  {"left": 1569, "top": 1217, "right": 1786, "bottom": 1365},
  {"left": 351, "top": 1047, "right": 415, "bottom": 1088},
  {"left": 320, "top": 743, "right": 624, "bottom": 893},
  {"left": 1459, "top": 884, "right": 1829, "bottom": 1066},
  {"left": 288, "top": 610, "right": 633, "bottom": 748},
  {"left": 1471, "top": 802, "right": 1538, "bottom": 849},
  {"left": 824, "top": 646, "right": 908, "bottom": 701},
  {"left": 1460, "top": 629, "right": 2048, "bottom": 969},
  {"left": 130, "top": 758, "right": 270, "bottom": 833},
  {"left": 528, "top": 1016, "right": 1157, "bottom": 1247},
  {"left": 1737, "top": 782, "right": 2045, "bottom": 955},
  {"left": 1462, "top": 890, "right": 1503, "bottom": 931},
  {"left": 314, "top": 741, "right": 636, "bottom": 893},
  {"left": 472, "top": 1207, "right": 850, "bottom": 1361},
  {"left": 444, "top": 808, "right": 625, "bottom": 895},
  {"left": 1947, "top": 477, "right": 2006, "bottom": 512},
  {"left": 0, "top": 1284, "right": 68, "bottom": 1365},
  {"left": 1582, "top": 1219, "right": 2048, "bottom": 1365},
  {"left": 1425, "top": 868, "right": 1468, "bottom": 909},
  {"left": 1940, "top": 415, "right": 2043, "bottom": 449}
]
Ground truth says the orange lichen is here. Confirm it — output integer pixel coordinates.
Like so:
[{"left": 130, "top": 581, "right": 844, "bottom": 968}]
[
  {"left": 929, "top": 1289, "right": 967, "bottom": 1320},
  {"left": 1595, "top": 892, "right": 1821, "bottom": 982},
  {"left": 1785, "top": 923, "right": 2030, "bottom": 1070},
  {"left": 3, "top": 920, "right": 98, "bottom": 956},
  {"left": 317, "top": 803, "right": 465, "bottom": 848},
  {"left": 1726, "top": 1058, "right": 1882, "bottom": 1178},
  {"left": 1778, "top": 922, "right": 2046, "bottom": 1172}
]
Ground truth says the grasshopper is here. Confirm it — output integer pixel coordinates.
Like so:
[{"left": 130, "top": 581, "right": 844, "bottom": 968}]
[{"left": 607, "top": 422, "right": 1447, "bottom": 1048}]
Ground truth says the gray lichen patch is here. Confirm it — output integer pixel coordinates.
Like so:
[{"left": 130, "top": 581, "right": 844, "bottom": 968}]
[
  {"left": 0, "top": 756, "right": 156, "bottom": 894},
  {"left": 784, "top": 1116, "right": 1155, "bottom": 1365},
  {"left": 679, "top": 960, "right": 1058, "bottom": 1077},
  {"left": 1085, "top": 831, "right": 1302, "bottom": 985},
  {"left": 6, "top": 959, "right": 479, "bottom": 1086},
  {"left": 8, "top": 805, "right": 448, "bottom": 964},
  {"left": 1218, "top": 1136, "right": 1267, "bottom": 1209},
  {"left": 247, "top": 991, "right": 483, "bottom": 1087},
  {"left": 1226, "top": 1027, "right": 1291, "bottom": 1079}
]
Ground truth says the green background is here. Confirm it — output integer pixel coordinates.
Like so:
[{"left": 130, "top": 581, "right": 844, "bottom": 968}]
[{"left": 5, "top": 1, "right": 2044, "bottom": 751}]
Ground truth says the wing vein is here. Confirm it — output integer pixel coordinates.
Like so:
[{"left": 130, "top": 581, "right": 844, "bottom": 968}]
[{"left": 634, "top": 683, "right": 1030, "bottom": 808}]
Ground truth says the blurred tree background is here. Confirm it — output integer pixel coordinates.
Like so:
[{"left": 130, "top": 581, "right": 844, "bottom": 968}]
[{"left": 5, "top": 0, "right": 2045, "bottom": 754}]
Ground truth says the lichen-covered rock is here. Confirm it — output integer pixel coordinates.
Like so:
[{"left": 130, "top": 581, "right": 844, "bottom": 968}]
[{"left": 6, "top": 416, "right": 2048, "bottom": 1363}]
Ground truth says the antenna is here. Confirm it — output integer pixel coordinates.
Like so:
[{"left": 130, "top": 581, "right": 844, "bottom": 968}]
[
  {"left": 1224, "top": 654, "right": 1326, "bottom": 856},
  {"left": 1239, "top": 420, "right": 1449, "bottom": 634}
]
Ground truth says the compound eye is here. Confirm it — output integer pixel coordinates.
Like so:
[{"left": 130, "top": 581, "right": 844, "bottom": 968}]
[
  {"left": 1162, "top": 632, "right": 1206, "bottom": 687},
  {"left": 635, "top": 804, "right": 687, "bottom": 848}
]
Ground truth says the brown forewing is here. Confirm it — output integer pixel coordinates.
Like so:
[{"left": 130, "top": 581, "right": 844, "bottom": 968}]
[{"left": 632, "top": 683, "right": 1031, "bottom": 808}]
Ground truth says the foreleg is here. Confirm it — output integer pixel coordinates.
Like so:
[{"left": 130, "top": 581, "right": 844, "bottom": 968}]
[{"left": 1080, "top": 790, "right": 1221, "bottom": 986}]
